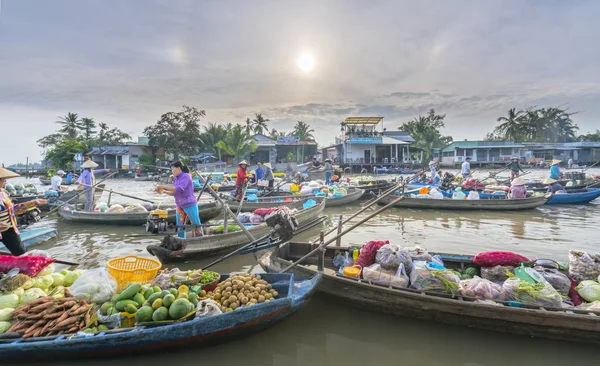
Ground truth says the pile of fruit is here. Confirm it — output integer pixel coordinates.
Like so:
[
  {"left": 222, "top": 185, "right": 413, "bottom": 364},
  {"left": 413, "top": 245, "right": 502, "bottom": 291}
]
[
  {"left": 8, "top": 295, "right": 100, "bottom": 338},
  {"left": 100, "top": 283, "right": 198, "bottom": 324},
  {"left": 205, "top": 274, "right": 279, "bottom": 313}
]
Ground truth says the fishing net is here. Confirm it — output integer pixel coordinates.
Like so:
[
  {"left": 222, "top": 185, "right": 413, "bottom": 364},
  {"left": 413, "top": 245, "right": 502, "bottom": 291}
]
[{"left": 0, "top": 256, "right": 56, "bottom": 277}]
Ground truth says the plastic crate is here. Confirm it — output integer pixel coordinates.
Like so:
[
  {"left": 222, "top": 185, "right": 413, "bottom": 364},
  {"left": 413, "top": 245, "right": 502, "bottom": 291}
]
[
  {"left": 106, "top": 256, "right": 161, "bottom": 291},
  {"left": 120, "top": 312, "right": 136, "bottom": 328}
]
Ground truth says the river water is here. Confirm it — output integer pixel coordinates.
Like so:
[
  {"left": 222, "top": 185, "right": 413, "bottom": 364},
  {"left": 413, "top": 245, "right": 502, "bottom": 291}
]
[{"left": 7, "top": 169, "right": 600, "bottom": 365}]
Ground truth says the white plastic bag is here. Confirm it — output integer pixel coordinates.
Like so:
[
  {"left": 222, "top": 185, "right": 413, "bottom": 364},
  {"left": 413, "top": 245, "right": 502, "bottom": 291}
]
[
  {"left": 70, "top": 268, "right": 117, "bottom": 304},
  {"left": 195, "top": 299, "right": 223, "bottom": 318},
  {"left": 375, "top": 244, "right": 412, "bottom": 272},
  {"left": 363, "top": 263, "right": 409, "bottom": 288}
]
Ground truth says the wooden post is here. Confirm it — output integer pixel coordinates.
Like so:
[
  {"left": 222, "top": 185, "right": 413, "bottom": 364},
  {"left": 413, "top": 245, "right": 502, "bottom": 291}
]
[
  {"left": 107, "top": 191, "right": 113, "bottom": 206},
  {"left": 318, "top": 231, "right": 325, "bottom": 271},
  {"left": 223, "top": 205, "right": 229, "bottom": 234},
  {"left": 335, "top": 215, "right": 343, "bottom": 248}
]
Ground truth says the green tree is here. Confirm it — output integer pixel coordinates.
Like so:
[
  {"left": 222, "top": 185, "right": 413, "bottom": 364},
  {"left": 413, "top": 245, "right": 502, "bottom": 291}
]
[
  {"left": 245, "top": 118, "right": 253, "bottom": 137},
  {"left": 143, "top": 105, "right": 205, "bottom": 159},
  {"left": 198, "top": 123, "right": 230, "bottom": 160},
  {"left": 56, "top": 112, "right": 82, "bottom": 139},
  {"left": 579, "top": 129, "right": 600, "bottom": 142},
  {"left": 290, "top": 121, "right": 315, "bottom": 140},
  {"left": 269, "top": 128, "right": 286, "bottom": 139},
  {"left": 490, "top": 106, "right": 578, "bottom": 142},
  {"left": 37, "top": 133, "right": 65, "bottom": 149},
  {"left": 398, "top": 109, "right": 453, "bottom": 160},
  {"left": 252, "top": 113, "right": 270, "bottom": 135},
  {"left": 96, "top": 122, "right": 131, "bottom": 145},
  {"left": 45, "top": 139, "right": 86, "bottom": 169},
  {"left": 495, "top": 108, "right": 525, "bottom": 141},
  {"left": 80, "top": 117, "right": 97, "bottom": 140},
  {"left": 215, "top": 124, "right": 258, "bottom": 163}
]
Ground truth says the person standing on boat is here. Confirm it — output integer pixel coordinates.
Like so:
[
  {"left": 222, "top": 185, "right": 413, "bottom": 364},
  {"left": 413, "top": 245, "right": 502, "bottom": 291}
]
[
  {"left": 428, "top": 161, "right": 437, "bottom": 180},
  {"left": 255, "top": 162, "right": 264, "bottom": 182},
  {"left": 461, "top": 157, "right": 471, "bottom": 179},
  {"left": 549, "top": 159, "right": 562, "bottom": 180},
  {"left": 507, "top": 157, "right": 524, "bottom": 179},
  {"left": 568, "top": 158, "right": 574, "bottom": 168},
  {"left": 76, "top": 161, "right": 110, "bottom": 212},
  {"left": 432, "top": 169, "right": 442, "bottom": 185},
  {"left": 324, "top": 159, "right": 334, "bottom": 185},
  {"left": 263, "top": 162, "right": 275, "bottom": 189},
  {"left": 233, "top": 161, "right": 249, "bottom": 199},
  {"left": 155, "top": 161, "right": 203, "bottom": 238},
  {"left": 50, "top": 170, "right": 67, "bottom": 193},
  {"left": 508, "top": 177, "right": 528, "bottom": 199},
  {"left": 544, "top": 177, "right": 566, "bottom": 194},
  {"left": 0, "top": 168, "right": 47, "bottom": 255}
]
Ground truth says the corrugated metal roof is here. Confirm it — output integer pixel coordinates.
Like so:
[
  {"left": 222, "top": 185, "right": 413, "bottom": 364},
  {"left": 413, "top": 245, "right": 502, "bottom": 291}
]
[{"left": 343, "top": 117, "right": 383, "bottom": 125}]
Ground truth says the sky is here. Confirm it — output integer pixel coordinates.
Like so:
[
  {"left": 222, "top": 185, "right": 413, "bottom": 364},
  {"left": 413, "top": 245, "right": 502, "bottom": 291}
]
[{"left": 1, "top": 0, "right": 599, "bottom": 165}]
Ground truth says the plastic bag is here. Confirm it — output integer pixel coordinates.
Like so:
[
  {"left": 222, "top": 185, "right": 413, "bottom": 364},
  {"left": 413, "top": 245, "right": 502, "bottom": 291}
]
[
  {"left": 363, "top": 263, "right": 409, "bottom": 288},
  {"left": 249, "top": 214, "right": 264, "bottom": 224},
  {"left": 24, "top": 250, "right": 52, "bottom": 258},
  {"left": 568, "top": 250, "right": 600, "bottom": 283},
  {"left": 533, "top": 266, "right": 571, "bottom": 296},
  {"left": 575, "top": 301, "right": 600, "bottom": 311},
  {"left": 236, "top": 213, "right": 251, "bottom": 223},
  {"left": 375, "top": 244, "right": 413, "bottom": 272},
  {"left": 405, "top": 245, "right": 433, "bottom": 263},
  {"left": 195, "top": 299, "right": 223, "bottom": 318},
  {"left": 480, "top": 265, "right": 514, "bottom": 284},
  {"left": 151, "top": 268, "right": 181, "bottom": 289},
  {"left": 409, "top": 261, "right": 460, "bottom": 294},
  {"left": 97, "top": 309, "right": 121, "bottom": 329},
  {"left": 502, "top": 276, "right": 562, "bottom": 308},
  {"left": 106, "top": 204, "right": 125, "bottom": 213},
  {"left": 124, "top": 204, "right": 148, "bottom": 213},
  {"left": 473, "top": 251, "right": 530, "bottom": 267},
  {"left": 70, "top": 268, "right": 118, "bottom": 304},
  {"left": 253, "top": 208, "right": 275, "bottom": 217},
  {"left": 355, "top": 240, "right": 389, "bottom": 268},
  {"left": 303, "top": 199, "right": 317, "bottom": 209},
  {"left": 569, "top": 279, "right": 584, "bottom": 306},
  {"left": 459, "top": 276, "right": 505, "bottom": 301},
  {"left": 0, "top": 255, "right": 56, "bottom": 277},
  {"left": 575, "top": 280, "right": 600, "bottom": 302}
]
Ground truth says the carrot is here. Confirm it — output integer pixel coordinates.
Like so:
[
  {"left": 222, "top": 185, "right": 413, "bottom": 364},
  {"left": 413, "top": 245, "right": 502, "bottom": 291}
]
[
  {"left": 29, "top": 302, "right": 54, "bottom": 313},
  {"left": 45, "top": 311, "right": 63, "bottom": 320},
  {"left": 52, "top": 311, "right": 70, "bottom": 325},
  {"left": 64, "top": 288, "right": 72, "bottom": 298},
  {"left": 27, "top": 312, "right": 44, "bottom": 320},
  {"left": 27, "top": 296, "right": 53, "bottom": 307},
  {"left": 70, "top": 305, "right": 91, "bottom": 316},
  {"left": 66, "top": 326, "right": 79, "bottom": 334},
  {"left": 55, "top": 316, "right": 79, "bottom": 329},
  {"left": 62, "top": 300, "right": 77, "bottom": 308}
]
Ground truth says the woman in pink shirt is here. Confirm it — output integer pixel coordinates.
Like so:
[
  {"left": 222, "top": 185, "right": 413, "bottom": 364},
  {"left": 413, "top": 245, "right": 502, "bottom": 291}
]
[
  {"left": 155, "top": 161, "right": 203, "bottom": 238},
  {"left": 508, "top": 177, "right": 527, "bottom": 199}
]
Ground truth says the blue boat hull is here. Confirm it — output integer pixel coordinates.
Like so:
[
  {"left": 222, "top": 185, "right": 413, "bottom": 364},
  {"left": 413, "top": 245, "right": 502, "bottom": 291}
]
[
  {"left": 0, "top": 227, "right": 57, "bottom": 252},
  {"left": 546, "top": 188, "right": 600, "bottom": 205},
  {"left": 0, "top": 273, "right": 320, "bottom": 362}
]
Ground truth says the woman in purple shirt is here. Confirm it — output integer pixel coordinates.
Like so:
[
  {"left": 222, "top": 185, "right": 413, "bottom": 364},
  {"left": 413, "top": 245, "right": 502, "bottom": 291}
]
[
  {"left": 76, "top": 160, "right": 110, "bottom": 211},
  {"left": 155, "top": 161, "right": 203, "bottom": 238}
]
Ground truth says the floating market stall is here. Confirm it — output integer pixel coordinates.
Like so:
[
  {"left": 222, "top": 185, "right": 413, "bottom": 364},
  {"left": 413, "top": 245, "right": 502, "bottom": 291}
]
[
  {"left": 377, "top": 194, "right": 548, "bottom": 211},
  {"left": 0, "top": 254, "right": 320, "bottom": 362},
  {"left": 261, "top": 241, "right": 600, "bottom": 344}
]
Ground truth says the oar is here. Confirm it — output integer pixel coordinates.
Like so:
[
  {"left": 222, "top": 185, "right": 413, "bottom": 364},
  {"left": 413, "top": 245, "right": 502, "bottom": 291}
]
[
  {"left": 282, "top": 195, "right": 404, "bottom": 273},
  {"left": 40, "top": 171, "right": 118, "bottom": 219},
  {"left": 582, "top": 161, "right": 599, "bottom": 172},
  {"left": 91, "top": 186, "right": 155, "bottom": 204},
  {"left": 235, "top": 180, "right": 252, "bottom": 216},
  {"left": 139, "top": 164, "right": 171, "bottom": 171},
  {"left": 195, "top": 173, "right": 213, "bottom": 202},
  {"left": 0, "top": 250, "right": 79, "bottom": 266},
  {"left": 261, "top": 178, "right": 288, "bottom": 198}
]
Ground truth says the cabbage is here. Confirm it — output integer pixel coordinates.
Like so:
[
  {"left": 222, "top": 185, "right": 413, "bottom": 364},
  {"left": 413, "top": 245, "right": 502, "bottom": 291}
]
[
  {"left": 11, "top": 287, "right": 24, "bottom": 298},
  {"left": 51, "top": 273, "right": 65, "bottom": 287},
  {"left": 37, "top": 264, "right": 55, "bottom": 277},
  {"left": 20, "top": 288, "right": 46, "bottom": 305},
  {"left": 33, "top": 275, "right": 54, "bottom": 290},
  {"left": 0, "top": 321, "right": 11, "bottom": 334},
  {"left": 60, "top": 270, "right": 68, "bottom": 276},
  {"left": 21, "top": 279, "right": 34, "bottom": 290},
  {"left": 51, "top": 286, "right": 65, "bottom": 299},
  {"left": 0, "top": 294, "right": 19, "bottom": 310},
  {"left": 576, "top": 280, "right": 600, "bottom": 302},
  {"left": 64, "top": 270, "right": 83, "bottom": 287},
  {"left": 0, "top": 308, "right": 14, "bottom": 322}
]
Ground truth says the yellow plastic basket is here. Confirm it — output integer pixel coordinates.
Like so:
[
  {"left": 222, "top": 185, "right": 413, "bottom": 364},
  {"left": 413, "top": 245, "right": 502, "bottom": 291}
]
[
  {"left": 290, "top": 184, "right": 300, "bottom": 192},
  {"left": 120, "top": 312, "right": 136, "bottom": 328},
  {"left": 106, "top": 256, "right": 162, "bottom": 291}
]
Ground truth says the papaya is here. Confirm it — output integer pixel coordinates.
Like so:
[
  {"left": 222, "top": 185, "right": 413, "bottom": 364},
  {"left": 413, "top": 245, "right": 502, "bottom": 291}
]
[
  {"left": 133, "top": 293, "right": 146, "bottom": 306},
  {"left": 143, "top": 288, "right": 154, "bottom": 299},
  {"left": 188, "top": 293, "right": 199, "bottom": 307},
  {"left": 98, "top": 324, "right": 108, "bottom": 331},
  {"left": 116, "top": 284, "right": 142, "bottom": 302},
  {"left": 160, "top": 290, "right": 171, "bottom": 298},
  {"left": 106, "top": 307, "right": 118, "bottom": 316},
  {"left": 163, "top": 294, "right": 176, "bottom": 308},
  {"left": 110, "top": 294, "right": 120, "bottom": 303},
  {"left": 152, "top": 298, "right": 163, "bottom": 310},
  {"left": 153, "top": 286, "right": 162, "bottom": 294},
  {"left": 169, "top": 298, "right": 191, "bottom": 319},
  {"left": 177, "top": 285, "right": 189, "bottom": 295},
  {"left": 147, "top": 292, "right": 162, "bottom": 304},
  {"left": 124, "top": 304, "right": 138, "bottom": 314},
  {"left": 152, "top": 306, "right": 169, "bottom": 321},
  {"left": 115, "top": 300, "right": 138, "bottom": 312},
  {"left": 135, "top": 306, "right": 154, "bottom": 323},
  {"left": 169, "top": 288, "right": 178, "bottom": 297},
  {"left": 177, "top": 293, "right": 188, "bottom": 300},
  {"left": 100, "top": 302, "right": 113, "bottom": 316}
]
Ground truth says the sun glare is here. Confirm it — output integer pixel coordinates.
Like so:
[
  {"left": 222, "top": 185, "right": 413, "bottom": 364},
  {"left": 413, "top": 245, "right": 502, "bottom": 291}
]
[{"left": 297, "top": 52, "right": 316, "bottom": 73}]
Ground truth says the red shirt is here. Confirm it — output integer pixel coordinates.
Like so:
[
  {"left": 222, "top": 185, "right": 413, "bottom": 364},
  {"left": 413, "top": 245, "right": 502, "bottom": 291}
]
[{"left": 236, "top": 167, "right": 248, "bottom": 185}]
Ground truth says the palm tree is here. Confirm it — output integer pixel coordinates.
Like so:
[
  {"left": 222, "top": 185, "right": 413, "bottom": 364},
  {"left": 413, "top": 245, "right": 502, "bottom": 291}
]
[
  {"left": 216, "top": 124, "right": 258, "bottom": 163},
  {"left": 269, "top": 128, "right": 286, "bottom": 139},
  {"left": 496, "top": 108, "right": 525, "bottom": 141},
  {"left": 291, "top": 121, "right": 315, "bottom": 140},
  {"left": 80, "top": 117, "right": 97, "bottom": 140},
  {"left": 245, "top": 118, "right": 253, "bottom": 137},
  {"left": 56, "top": 112, "right": 82, "bottom": 139},
  {"left": 199, "top": 123, "right": 230, "bottom": 160},
  {"left": 252, "top": 113, "right": 270, "bottom": 135}
]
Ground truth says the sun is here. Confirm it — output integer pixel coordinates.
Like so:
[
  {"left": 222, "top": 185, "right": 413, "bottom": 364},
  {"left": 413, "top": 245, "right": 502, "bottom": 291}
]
[{"left": 297, "top": 52, "right": 316, "bottom": 72}]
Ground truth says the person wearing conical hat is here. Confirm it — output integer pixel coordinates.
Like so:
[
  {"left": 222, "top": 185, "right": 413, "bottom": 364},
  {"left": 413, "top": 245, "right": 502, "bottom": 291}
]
[
  {"left": 0, "top": 168, "right": 48, "bottom": 255},
  {"left": 508, "top": 176, "right": 528, "bottom": 199},
  {"left": 76, "top": 160, "right": 110, "bottom": 211},
  {"left": 549, "top": 159, "right": 562, "bottom": 181},
  {"left": 543, "top": 177, "right": 566, "bottom": 194},
  {"left": 507, "top": 157, "right": 524, "bottom": 179},
  {"left": 263, "top": 162, "right": 275, "bottom": 189},
  {"left": 233, "top": 160, "right": 249, "bottom": 199},
  {"left": 324, "top": 159, "right": 334, "bottom": 185}
]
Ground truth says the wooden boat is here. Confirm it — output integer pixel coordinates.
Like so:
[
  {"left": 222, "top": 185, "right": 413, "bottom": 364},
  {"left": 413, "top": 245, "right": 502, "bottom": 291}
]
[
  {"left": 38, "top": 185, "right": 106, "bottom": 211},
  {"left": 57, "top": 201, "right": 223, "bottom": 225},
  {"left": 134, "top": 175, "right": 161, "bottom": 182},
  {"left": 39, "top": 178, "right": 75, "bottom": 186},
  {"left": 566, "top": 165, "right": 587, "bottom": 169},
  {"left": 10, "top": 194, "right": 43, "bottom": 204},
  {"left": 224, "top": 196, "right": 318, "bottom": 213},
  {"left": 147, "top": 197, "right": 326, "bottom": 262},
  {"left": 0, "top": 273, "right": 320, "bottom": 362},
  {"left": 355, "top": 181, "right": 396, "bottom": 195},
  {"left": 201, "top": 184, "right": 236, "bottom": 192},
  {"left": 378, "top": 194, "right": 548, "bottom": 210},
  {"left": 260, "top": 242, "right": 600, "bottom": 345},
  {"left": 1, "top": 227, "right": 58, "bottom": 251},
  {"left": 306, "top": 169, "right": 326, "bottom": 181},
  {"left": 546, "top": 188, "right": 600, "bottom": 205},
  {"left": 323, "top": 188, "right": 364, "bottom": 208}
]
